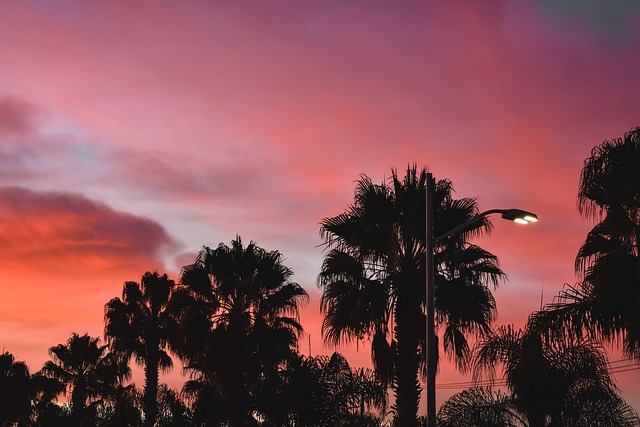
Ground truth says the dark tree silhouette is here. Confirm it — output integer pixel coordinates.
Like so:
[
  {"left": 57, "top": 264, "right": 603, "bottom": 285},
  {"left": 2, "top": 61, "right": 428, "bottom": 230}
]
[
  {"left": 104, "top": 383, "right": 143, "bottom": 427},
  {"left": 319, "top": 165, "right": 504, "bottom": 426},
  {"left": 275, "top": 352, "right": 387, "bottom": 427},
  {"left": 472, "top": 325, "right": 639, "bottom": 427},
  {"left": 156, "top": 385, "right": 191, "bottom": 427},
  {"left": 537, "top": 127, "right": 640, "bottom": 360},
  {"left": 30, "top": 372, "right": 67, "bottom": 426},
  {"left": 39, "top": 333, "right": 130, "bottom": 427},
  {"left": 179, "top": 236, "right": 308, "bottom": 427},
  {"left": 104, "top": 271, "right": 178, "bottom": 427},
  {"left": 437, "top": 387, "right": 523, "bottom": 427},
  {"left": 0, "top": 352, "right": 32, "bottom": 426}
]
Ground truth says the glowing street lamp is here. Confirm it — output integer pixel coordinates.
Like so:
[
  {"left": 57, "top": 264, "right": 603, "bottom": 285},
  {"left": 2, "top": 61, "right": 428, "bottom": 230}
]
[
  {"left": 435, "top": 208, "right": 539, "bottom": 243},
  {"left": 425, "top": 173, "right": 538, "bottom": 427}
]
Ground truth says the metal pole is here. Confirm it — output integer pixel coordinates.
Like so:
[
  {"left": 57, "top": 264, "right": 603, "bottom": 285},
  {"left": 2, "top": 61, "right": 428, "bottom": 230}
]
[
  {"left": 423, "top": 180, "right": 536, "bottom": 426},
  {"left": 425, "top": 173, "right": 436, "bottom": 427}
]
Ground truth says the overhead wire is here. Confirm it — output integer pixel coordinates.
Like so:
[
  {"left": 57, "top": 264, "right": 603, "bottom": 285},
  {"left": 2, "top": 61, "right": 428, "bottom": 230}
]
[{"left": 435, "top": 357, "right": 639, "bottom": 390}]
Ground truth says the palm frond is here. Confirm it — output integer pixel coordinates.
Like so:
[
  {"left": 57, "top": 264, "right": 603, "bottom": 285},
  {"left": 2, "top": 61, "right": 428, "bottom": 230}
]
[{"left": 437, "top": 387, "right": 524, "bottom": 427}]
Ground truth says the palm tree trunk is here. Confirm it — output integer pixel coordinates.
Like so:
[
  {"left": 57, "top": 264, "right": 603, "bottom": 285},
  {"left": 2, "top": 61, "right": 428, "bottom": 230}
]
[
  {"left": 528, "top": 411, "right": 545, "bottom": 427},
  {"left": 228, "top": 357, "right": 248, "bottom": 427},
  {"left": 144, "top": 345, "right": 159, "bottom": 427},
  {"left": 394, "top": 279, "right": 421, "bottom": 427},
  {"left": 70, "top": 383, "right": 86, "bottom": 427}
]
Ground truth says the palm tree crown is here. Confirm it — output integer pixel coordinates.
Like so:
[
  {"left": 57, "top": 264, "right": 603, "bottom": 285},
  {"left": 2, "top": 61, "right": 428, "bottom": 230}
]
[
  {"left": 104, "top": 271, "right": 177, "bottom": 427},
  {"left": 0, "top": 351, "right": 32, "bottom": 426},
  {"left": 537, "top": 127, "right": 640, "bottom": 359},
  {"left": 318, "top": 165, "right": 504, "bottom": 426},
  {"left": 39, "top": 333, "right": 129, "bottom": 427},
  {"left": 179, "top": 236, "right": 308, "bottom": 427},
  {"left": 472, "top": 324, "right": 639, "bottom": 427}
]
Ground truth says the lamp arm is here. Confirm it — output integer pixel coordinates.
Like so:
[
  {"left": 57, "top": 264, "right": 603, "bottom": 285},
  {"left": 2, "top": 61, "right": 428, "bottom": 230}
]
[{"left": 435, "top": 209, "right": 504, "bottom": 243}]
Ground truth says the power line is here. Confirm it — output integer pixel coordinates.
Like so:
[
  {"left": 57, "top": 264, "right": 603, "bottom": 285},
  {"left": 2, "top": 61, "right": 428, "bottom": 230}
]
[{"left": 435, "top": 358, "right": 639, "bottom": 390}]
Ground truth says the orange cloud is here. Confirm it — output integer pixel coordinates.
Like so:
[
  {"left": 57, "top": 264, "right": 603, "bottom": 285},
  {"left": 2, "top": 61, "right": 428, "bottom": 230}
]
[
  {"left": 0, "top": 187, "right": 177, "bottom": 370},
  {"left": 0, "top": 187, "right": 175, "bottom": 274}
]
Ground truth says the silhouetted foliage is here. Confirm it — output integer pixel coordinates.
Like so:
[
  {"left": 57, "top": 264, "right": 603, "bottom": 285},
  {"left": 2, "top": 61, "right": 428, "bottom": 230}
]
[
  {"left": 277, "top": 352, "right": 387, "bottom": 426},
  {"left": 32, "top": 402, "right": 71, "bottom": 427},
  {"left": 179, "top": 236, "right": 308, "bottom": 427},
  {"left": 472, "top": 324, "right": 639, "bottom": 427},
  {"left": 0, "top": 351, "right": 32, "bottom": 426},
  {"left": 319, "top": 165, "right": 504, "bottom": 426},
  {"left": 536, "top": 127, "right": 640, "bottom": 360},
  {"left": 101, "top": 383, "right": 143, "bottom": 427},
  {"left": 437, "top": 387, "right": 523, "bottom": 427},
  {"left": 156, "top": 384, "right": 192, "bottom": 427},
  {"left": 38, "top": 333, "right": 130, "bottom": 427},
  {"left": 104, "top": 271, "right": 178, "bottom": 427}
]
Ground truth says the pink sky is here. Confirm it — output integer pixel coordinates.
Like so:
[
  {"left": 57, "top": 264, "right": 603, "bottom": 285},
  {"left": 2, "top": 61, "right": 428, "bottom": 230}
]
[{"left": 1, "top": 0, "right": 640, "bottom": 412}]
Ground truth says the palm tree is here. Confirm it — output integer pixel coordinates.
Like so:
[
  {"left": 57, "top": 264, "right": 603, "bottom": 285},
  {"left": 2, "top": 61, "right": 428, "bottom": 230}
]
[
  {"left": 39, "top": 333, "right": 130, "bottom": 427},
  {"left": 318, "top": 165, "right": 504, "bottom": 426},
  {"left": 0, "top": 351, "right": 32, "bottom": 426},
  {"left": 343, "top": 366, "right": 388, "bottom": 422},
  {"left": 181, "top": 373, "right": 226, "bottom": 427},
  {"left": 437, "top": 387, "right": 523, "bottom": 427},
  {"left": 179, "top": 236, "right": 308, "bottom": 427},
  {"left": 31, "top": 371, "right": 67, "bottom": 426},
  {"left": 105, "top": 383, "right": 143, "bottom": 427},
  {"left": 268, "top": 352, "right": 386, "bottom": 427},
  {"left": 156, "top": 385, "right": 191, "bottom": 427},
  {"left": 324, "top": 353, "right": 387, "bottom": 426},
  {"left": 539, "top": 127, "right": 640, "bottom": 359},
  {"left": 472, "top": 324, "right": 639, "bottom": 427},
  {"left": 104, "top": 271, "right": 177, "bottom": 427}
]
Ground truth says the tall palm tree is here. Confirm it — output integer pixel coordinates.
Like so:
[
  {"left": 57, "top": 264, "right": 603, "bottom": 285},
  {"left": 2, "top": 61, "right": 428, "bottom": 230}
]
[
  {"left": 0, "top": 351, "right": 32, "bottom": 426},
  {"left": 472, "top": 325, "right": 639, "bottom": 427},
  {"left": 104, "top": 271, "right": 177, "bottom": 427},
  {"left": 179, "top": 236, "right": 308, "bottom": 427},
  {"left": 538, "top": 127, "right": 640, "bottom": 359},
  {"left": 319, "top": 165, "right": 504, "bottom": 426},
  {"left": 39, "top": 333, "right": 129, "bottom": 427}
]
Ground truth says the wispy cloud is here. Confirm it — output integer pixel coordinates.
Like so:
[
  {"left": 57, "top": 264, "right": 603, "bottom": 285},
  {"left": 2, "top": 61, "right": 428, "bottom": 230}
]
[
  {"left": 0, "top": 187, "right": 178, "bottom": 367},
  {"left": 0, "top": 186, "right": 177, "bottom": 272}
]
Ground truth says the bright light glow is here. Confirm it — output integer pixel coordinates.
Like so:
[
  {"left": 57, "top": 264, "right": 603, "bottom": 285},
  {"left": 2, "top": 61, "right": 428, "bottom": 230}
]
[
  {"left": 524, "top": 215, "right": 539, "bottom": 222},
  {"left": 513, "top": 218, "right": 529, "bottom": 224}
]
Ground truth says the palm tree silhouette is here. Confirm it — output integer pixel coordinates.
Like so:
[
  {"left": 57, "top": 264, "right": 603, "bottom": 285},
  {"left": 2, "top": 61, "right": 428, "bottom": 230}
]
[
  {"left": 30, "top": 370, "right": 67, "bottom": 426},
  {"left": 104, "top": 271, "right": 178, "bottom": 427},
  {"left": 179, "top": 236, "right": 308, "bottom": 427},
  {"left": 319, "top": 165, "right": 504, "bottom": 426},
  {"left": 437, "top": 386, "right": 523, "bottom": 427},
  {"left": 39, "top": 333, "right": 130, "bottom": 427},
  {"left": 536, "top": 127, "right": 640, "bottom": 360},
  {"left": 106, "top": 383, "right": 143, "bottom": 427},
  {"left": 0, "top": 351, "right": 32, "bottom": 426},
  {"left": 269, "top": 352, "right": 386, "bottom": 427},
  {"left": 319, "top": 353, "right": 387, "bottom": 426},
  {"left": 156, "top": 384, "right": 191, "bottom": 427},
  {"left": 472, "top": 325, "right": 639, "bottom": 427}
]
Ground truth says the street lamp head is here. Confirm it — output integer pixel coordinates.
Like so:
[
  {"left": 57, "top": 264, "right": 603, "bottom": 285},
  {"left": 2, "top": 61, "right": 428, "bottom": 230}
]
[{"left": 500, "top": 209, "right": 539, "bottom": 224}]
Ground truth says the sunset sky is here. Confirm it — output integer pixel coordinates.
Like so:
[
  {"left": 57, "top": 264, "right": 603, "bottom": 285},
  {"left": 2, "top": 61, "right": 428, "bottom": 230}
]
[{"left": 1, "top": 0, "right": 640, "bottom": 412}]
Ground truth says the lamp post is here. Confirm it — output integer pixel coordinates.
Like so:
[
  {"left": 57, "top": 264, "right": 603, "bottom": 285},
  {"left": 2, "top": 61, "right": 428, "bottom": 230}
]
[{"left": 425, "top": 172, "right": 538, "bottom": 427}]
